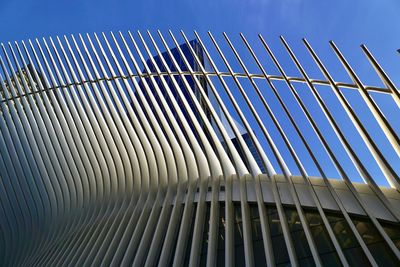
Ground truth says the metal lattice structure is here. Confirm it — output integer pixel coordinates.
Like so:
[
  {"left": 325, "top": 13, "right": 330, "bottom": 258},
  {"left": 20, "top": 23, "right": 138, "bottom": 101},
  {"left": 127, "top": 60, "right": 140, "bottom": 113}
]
[{"left": 0, "top": 31, "right": 399, "bottom": 267}]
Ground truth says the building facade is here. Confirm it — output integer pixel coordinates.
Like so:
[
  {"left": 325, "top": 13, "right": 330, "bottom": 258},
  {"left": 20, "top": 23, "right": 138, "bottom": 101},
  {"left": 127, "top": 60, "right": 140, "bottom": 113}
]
[{"left": 0, "top": 31, "right": 399, "bottom": 267}]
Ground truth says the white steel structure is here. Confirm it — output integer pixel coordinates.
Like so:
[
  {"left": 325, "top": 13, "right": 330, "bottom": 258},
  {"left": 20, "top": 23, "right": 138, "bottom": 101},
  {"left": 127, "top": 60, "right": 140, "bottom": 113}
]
[{"left": 0, "top": 31, "right": 399, "bottom": 267}]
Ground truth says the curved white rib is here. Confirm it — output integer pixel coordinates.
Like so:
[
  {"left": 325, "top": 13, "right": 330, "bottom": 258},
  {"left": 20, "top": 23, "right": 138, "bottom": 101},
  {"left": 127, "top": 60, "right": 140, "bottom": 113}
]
[{"left": 0, "top": 31, "right": 399, "bottom": 267}]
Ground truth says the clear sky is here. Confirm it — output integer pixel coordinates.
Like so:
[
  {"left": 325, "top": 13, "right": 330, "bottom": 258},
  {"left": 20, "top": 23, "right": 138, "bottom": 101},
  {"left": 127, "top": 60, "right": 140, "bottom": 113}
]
[
  {"left": 0, "top": 0, "right": 399, "bottom": 185},
  {"left": 1, "top": 0, "right": 399, "bottom": 91},
  {"left": 0, "top": 0, "right": 399, "bottom": 82}
]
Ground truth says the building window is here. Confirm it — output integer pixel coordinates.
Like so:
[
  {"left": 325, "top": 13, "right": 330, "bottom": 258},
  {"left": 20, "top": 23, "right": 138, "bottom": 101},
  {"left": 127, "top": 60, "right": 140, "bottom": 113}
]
[
  {"left": 304, "top": 209, "right": 342, "bottom": 266},
  {"left": 217, "top": 202, "right": 225, "bottom": 266},
  {"left": 250, "top": 204, "right": 267, "bottom": 266},
  {"left": 352, "top": 216, "right": 399, "bottom": 266},
  {"left": 234, "top": 202, "right": 246, "bottom": 267},
  {"left": 182, "top": 203, "right": 198, "bottom": 266},
  {"left": 199, "top": 202, "right": 211, "bottom": 267}
]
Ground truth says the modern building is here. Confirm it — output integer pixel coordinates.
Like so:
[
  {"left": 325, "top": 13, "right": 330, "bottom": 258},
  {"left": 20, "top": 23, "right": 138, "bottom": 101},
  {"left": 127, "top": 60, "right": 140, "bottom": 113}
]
[
  {"left": 137, "top": 39, "right": 209, "bottom": 129},
  {"left": 137, "top": 38, "right": 267, "bottom": 174},
  {"left": 0, "top": 31, "right": 399, "bottom": 267}
]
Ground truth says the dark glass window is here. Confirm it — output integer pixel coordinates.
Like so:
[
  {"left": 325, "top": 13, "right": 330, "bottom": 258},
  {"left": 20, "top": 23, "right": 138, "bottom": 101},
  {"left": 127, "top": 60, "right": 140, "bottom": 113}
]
[
  {"left": 250, "top": 204, "right": 267, "bottom": 266},
  {"left": 192, "top": 202, "right": 400, "bottom": 267},
  {"left": 285, "top": 207, "right": 315, "bottom": 266},
  {"left": 352, "top": 216, "right": 399, "bottom": 267},
  {"left": 165, "top": 203, "right": 184, "bottom": 266},
  {"left": 199, "top": 202, "right": 211, "bottom": 267},
  {"left": 305, "top": 210, "right": 341, "bottom": 266},
  {"left": 234, "top": 203, "right": 246, "bottom": 267},
  {"left": 182, "top": 203, "right": 198, "bottom": 266},
  {"left": 217, "top": 201, "right": 225, "bottom": 266},
  {"left": 267, "top": 205, "right": 290, "bottom": 265},
  {"left": 381, "top": 220, "right": 400, "bottom": 250},
  {"left": 326, "top": 212, "right": 371, "bottom": 267}
]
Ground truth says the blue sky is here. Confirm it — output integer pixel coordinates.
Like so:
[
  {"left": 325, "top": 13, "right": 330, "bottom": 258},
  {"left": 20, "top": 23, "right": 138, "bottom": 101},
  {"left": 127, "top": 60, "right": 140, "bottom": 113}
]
[
  {"left": 0, "top": 0, "right": 399, "bottom": 185},
  {"left": 0, "top": 0, "right": 399, "bottom": 81}
]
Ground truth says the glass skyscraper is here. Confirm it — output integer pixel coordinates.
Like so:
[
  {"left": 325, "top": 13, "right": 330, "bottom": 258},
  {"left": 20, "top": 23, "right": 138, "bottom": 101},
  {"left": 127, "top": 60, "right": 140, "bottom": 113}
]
[{"left": 138, "top": 38, "right": 268, "bottom": 173}]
